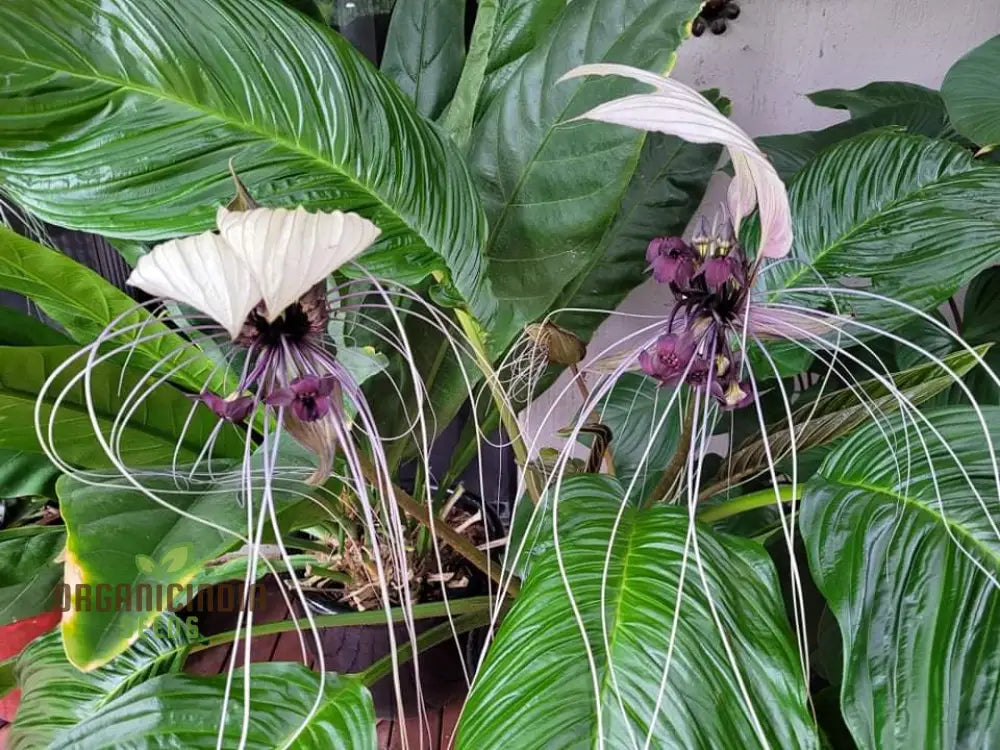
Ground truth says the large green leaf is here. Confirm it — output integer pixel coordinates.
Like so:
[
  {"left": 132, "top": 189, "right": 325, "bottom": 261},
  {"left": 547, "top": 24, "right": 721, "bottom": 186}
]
[
  {"left": 757, "top": 80, "right": 956, "bottom": 182},
  {"left": 468, "top": 0, "right": 703, "bottom": 347},
  {"left": 473, "top": 0, "right": 567, "bottom": 117},
  {"left": 9, "top": 612, "right": 194, "bottom": 750},
  {"left": 0, "top": 227, "right": 223, "bottom": 393},
  {"left": 959, "top": 266, "right": 1000, "bottom": 404},
  {"left": 458, "top": 475, "right": 817, "bottom": 748},
  {"left": 0, "top": 526, "right": 64, "bottom": 625},
  {"left": 0, "top": 305, "right": 71, "bottom": 347},
  {"left": 0, "top": 449, "right": 60, "bottom": 499},
  {"left": 942, "top": 34, "right": 1000, "bottom": 147},
  {"left": 801, "top": 407, "right": 1000, "bottom": 749},
  {"left": 756, "top": 132, "right": 1000, "bottom": 334},
  {"left": 725, "top": 346, "right": 989, "bottom": 479},
  {"left": 808, "top": 81, "right": 945, "bottom": 118},
  {"left": 48, "top": 663, "right": 375, "bottom": 749},
  {"left": 757, "top": 106, "right": 952, "bottom": 183},
  {"left": 0, "top": 346, "right": 244, "bottom": 467},
  {"left": 0, "top": 0, "right": 495, "bottom": 324},
  {"left": 551, "top": 119, "right": 722, "bottom": 342},
  {"left": 56, "top": 465, "right": 322, "bottom": 669},
  {"left": 381, "top": 0, "right": 465, "bottom": 120}
]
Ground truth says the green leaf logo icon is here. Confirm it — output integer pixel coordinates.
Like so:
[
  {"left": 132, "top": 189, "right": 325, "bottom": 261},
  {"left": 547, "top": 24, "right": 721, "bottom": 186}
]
[{"left": 134, "top": 543, "right": 193, "bottom": 577}]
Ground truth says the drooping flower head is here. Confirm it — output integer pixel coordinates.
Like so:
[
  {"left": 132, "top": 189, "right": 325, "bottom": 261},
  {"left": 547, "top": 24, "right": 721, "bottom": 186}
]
[{"left": 125, "top": 204, "right": 381, "bottom": 481}]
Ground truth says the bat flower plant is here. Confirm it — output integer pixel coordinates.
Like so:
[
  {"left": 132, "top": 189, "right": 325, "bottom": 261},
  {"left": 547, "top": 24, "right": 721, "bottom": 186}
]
[{"left": 1, "top": 2, "right": 1000, "bottom": 750}]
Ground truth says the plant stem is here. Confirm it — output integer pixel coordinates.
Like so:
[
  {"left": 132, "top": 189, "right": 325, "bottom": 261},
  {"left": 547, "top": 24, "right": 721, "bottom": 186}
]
[
  {"left": 570, "top": 363, "right": 616, "bottom": 476},
  {"left": 188, "top": 596, "right": 494, "bottom": 653},
  {"left": 455, "top": 308, "right": 542, "bottom": 504},
  {"left": 644, "top": 396, "right": 695, "bottom": 507},
  {"left": 696, "top": 484, "right": 800, "bottom": 523},
  {"left": 359, "top": 455, "right": 521, "bottom": 597},
  {"left": 358, "top": 607, "right": 495, "bottom": 687},
  {"left": 948, "top": 296, "right": 963, "bottom": 334}
]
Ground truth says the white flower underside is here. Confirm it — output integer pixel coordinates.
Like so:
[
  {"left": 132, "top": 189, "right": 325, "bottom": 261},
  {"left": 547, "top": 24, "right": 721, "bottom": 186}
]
[
  {"left": 128, "top": 206, "right": 382, "bottom": 339},
  {"left": 560, "top": 63, "right": 793, "bottom": 260}
]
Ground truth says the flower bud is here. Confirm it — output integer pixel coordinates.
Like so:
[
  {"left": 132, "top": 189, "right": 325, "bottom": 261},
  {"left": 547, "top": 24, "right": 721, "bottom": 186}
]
[{"left": 525, "top": 322, "right": 587, "bottom": 366}]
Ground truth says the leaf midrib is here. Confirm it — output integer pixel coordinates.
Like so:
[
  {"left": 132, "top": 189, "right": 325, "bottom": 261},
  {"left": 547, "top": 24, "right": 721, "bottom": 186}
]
[
  {"left": 592, "top": 506, "right": 643, "bottom": 749},
  {"left": 824, "top": 476, "right": 1000, "bottom": 567},
  {"left": 0, "top": 49, "right": 425, "bottom": 257},
  {"left": 482, "top": 1, "right": 692, "bottom": 256}
]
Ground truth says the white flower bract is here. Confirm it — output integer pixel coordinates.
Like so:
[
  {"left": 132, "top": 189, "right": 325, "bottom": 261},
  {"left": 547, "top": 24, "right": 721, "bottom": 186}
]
[
  {"left": 128, "top": 206, "right": 382, "bottom": 338},
  {"left": 560, "top": 63, "right": 793, "bottom": 260}
]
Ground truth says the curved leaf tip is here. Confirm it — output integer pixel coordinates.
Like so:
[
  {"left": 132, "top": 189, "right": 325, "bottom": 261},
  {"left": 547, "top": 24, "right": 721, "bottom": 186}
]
[{"left": 560, "top": 63, "right": 792, "bottom": 259}]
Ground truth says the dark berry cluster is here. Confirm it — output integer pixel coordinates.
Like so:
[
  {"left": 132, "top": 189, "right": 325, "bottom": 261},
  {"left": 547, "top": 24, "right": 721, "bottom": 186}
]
[{"left": 692, "top": 1, "right": 740, "bottom": 37}]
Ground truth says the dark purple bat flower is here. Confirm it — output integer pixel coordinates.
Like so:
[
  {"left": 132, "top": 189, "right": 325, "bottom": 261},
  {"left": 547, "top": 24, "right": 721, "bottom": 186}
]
[{"left": 637, "top": 210, "right": 808, "bottom": 410}]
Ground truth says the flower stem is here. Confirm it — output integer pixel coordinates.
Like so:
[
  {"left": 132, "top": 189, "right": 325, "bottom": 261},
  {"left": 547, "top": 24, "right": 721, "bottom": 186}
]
[
  {"left": 188, "top": 596, "right": 494, "bottom": 653},
  {"left": 696, "top": 484, "right": 800, "bottom": 523},
  {"left": 644, "top": 395, "right": 695, "bottom": 507},
  {"left": 455, "top": 308, "right": 542, "bottom": 504},
  {"left": 570, "top": 363, "right": 616, "bottom": 476}
]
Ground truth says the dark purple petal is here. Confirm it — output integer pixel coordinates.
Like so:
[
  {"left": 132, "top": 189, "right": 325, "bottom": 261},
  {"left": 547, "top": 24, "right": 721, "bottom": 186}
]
[
  {"left": 224, "top": 395, "right": 256, "bottom": 422},
  {"left": 198, "top": 391, "right": 228, "bottom": 418},
  {"left": 640, "top": 333, "right": 697, "bottom": 385},
  {"left": 713, "top": 379, "right": 755, "bottom": 411},
  {"left": 314, "top": 376, "right": 338, "bottom": 397},
  {"left": 265, "top": 387, "right": 297, "bottom": 408},
  {"left": 645, "top": 236, "right": 689, "bottom": 265},
  {"left": 651, "top": 255, "right": 696, "bottom": 286},
  {"left": 198, "top": 391, "right": 255, "bottom": 423},
  {"left": 700, "top": 257, "right": 734, "bottom": 289},
  {"left": 290, "top": 374, "right": 323, "bottom": 396}
]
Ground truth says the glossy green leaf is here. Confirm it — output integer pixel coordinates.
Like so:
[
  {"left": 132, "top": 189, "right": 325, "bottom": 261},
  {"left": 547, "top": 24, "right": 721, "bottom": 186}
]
[
  {"left": 942, "top": 34, "right": 1000, "bottom": 147},
  {"left": 589, "top": 374, "right": 681, "bottom": 497},
  {"left": 808, "top": 81, "right": 944, "bottom": 118},
  {"left": 801, "top": 407, "right": 1000, "bottom": 749},
  {"left": 0, "top": 305, "right": 71, "bottom": 347},
  {"left": 473, "top": 0, "right": 567, "bottom": 117},
  {"left": 0, "top": 449, "right": 60, "bottom": 499},
  {"left": 381, "top": 0, "right": 465, "bottom": 120},
  {"left": 8, "top": 612, "right": 194, "bottom": 750},
  {"left": 758, "top": 80, "right": 956, "bottom": 184},
  {"left": 756, "top": 133, "right": 1000, "bottom": 336},
  {"left": 0, "top": 526, "right": 64, "bottom": 625},
  {"left": 0, "top": 0, "right": 495, "bottom": 324},
  {"left": 56, "top": 465, "right": 323, "bottom": 669},
  {"left": 48, "top": 663, "right": 375, "bottom": 749},
  {"left": 468, "top": 0, "right": 703, "bottom": 347},
  {"left": 757, "top": 105, "right": 951, "bottom": 183},
  {"left": 458, "top": 475, "right": 817, "bottom": 748},
  {"left": 551, "top": 121, "right": 722, "bottom": 342},
  {"left": 961, "top": 266, "right": 1000, "bottom": 403},
  {"left": 726, "top": 346, "right": 989, "bottom": 479},
  {"left": 0, "top": 227, "right": 223, "bottom": 393},
  {"left": 0, "top": 346, "right": 244, "bottom": 467}
]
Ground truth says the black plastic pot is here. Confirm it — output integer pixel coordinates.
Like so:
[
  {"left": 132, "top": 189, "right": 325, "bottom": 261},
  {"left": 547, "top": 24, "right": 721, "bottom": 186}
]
[{"left": 304, "top": 493, "right": 505, "bottom": 719}]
